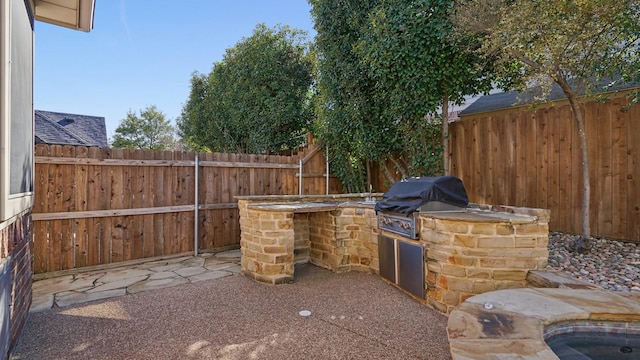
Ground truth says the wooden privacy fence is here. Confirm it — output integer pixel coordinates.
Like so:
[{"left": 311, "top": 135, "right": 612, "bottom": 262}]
[
  {"left": 32, "top": 144, "right": 342, "bottom": 274},
  {"left": 449, "top": 91, "right": 640, "bottom": 243}
]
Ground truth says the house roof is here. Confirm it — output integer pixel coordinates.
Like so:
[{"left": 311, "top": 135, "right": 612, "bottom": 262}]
[
  {"left": 35, "top": 110, "right": 108, "bottom": 147},
  {"left": 460, "top": 81, "right": 640, "bottom": 117}
]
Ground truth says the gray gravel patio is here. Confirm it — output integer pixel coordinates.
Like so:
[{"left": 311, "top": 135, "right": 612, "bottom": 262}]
[{"left": 10, "top": 264, "right": 451, "bottom": 360}]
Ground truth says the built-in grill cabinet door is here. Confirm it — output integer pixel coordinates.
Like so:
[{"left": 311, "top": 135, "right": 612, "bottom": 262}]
[
  {"left": 378, "top": 235, "right": 396, "bottom": 284},
  {"left": 378, "top": 234, "right": 425, "bottom": 299},
  {"left": 397, "top": 240, "right": 425, "bottom": 299}
]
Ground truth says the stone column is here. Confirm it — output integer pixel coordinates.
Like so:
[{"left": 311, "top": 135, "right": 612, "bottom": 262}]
[
  {"left": 238, "top": 200, "right": 295, "bottom": 284},
  {"left": 422, "top": 205, "right": 550, "bottom": 314}
]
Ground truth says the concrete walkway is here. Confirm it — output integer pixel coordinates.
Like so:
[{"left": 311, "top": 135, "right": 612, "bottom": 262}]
[{"left": 31, "top": 250, "right": 241, "bottom": 312}]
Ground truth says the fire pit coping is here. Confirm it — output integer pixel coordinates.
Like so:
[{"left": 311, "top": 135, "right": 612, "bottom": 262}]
[{"left": 447, "top": 289, "right": 640, "bottom": 359}]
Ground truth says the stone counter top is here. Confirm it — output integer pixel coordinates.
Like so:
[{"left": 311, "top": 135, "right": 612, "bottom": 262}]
[
  {"left": 421, "top": 209, "right": 536, "bottom": 224},
  {"left": 447, "top": 289, "right": 640, "bottom": 359},
  {"left": 235, "top": 193, "right": 383, "bottom": 201},
  {"left": 246, "top": 200, "right": 379, "bottom": 213},
  {"left": 248, "top": 202, "right": 340, "bottom": 213}
]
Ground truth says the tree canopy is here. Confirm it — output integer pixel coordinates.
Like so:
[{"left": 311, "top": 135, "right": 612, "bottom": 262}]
[
  {"left": 178, "top": 23, "right": 314, "bottom": 154},
  {"left": 310, "top": 0, "right": 381, "bottom": 192},
  {"left": 357, "top": 0, "right": 494, "bottom": 175},
  {"left": 111, "top": 105, "right": 176, "bottom": 150},
  {"left": 453, "top": 0, "right": 640, "bottom": 238},
  {"left": 310, "top": 0, "right": 494, "bottom": 191}
]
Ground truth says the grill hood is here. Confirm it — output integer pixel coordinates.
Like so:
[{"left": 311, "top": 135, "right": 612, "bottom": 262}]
[{"left": 374, "top": 176, "right": 469, "bottom": 214}]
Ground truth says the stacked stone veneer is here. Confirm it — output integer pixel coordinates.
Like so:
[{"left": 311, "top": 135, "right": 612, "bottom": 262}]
[
  {"left": 422, "top": 205, "right": 550, "bottom": 314},
  {"left": 308, "top": 207, "right": 378, "bottom": 272},
  {"left": 238, "top": 201, "right": 295, "bottom": 284},
  {"left": 293, "top": 214, "right": 310, "bottom": 264},
  {"left": 237, "top": 196, "right": 550, "bottom": 316},
  {"left": 237, "top": 196, "right": 379, "bottom": 285}
]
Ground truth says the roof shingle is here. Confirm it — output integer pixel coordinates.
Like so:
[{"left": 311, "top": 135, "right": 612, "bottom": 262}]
[{"left": 35, "top": 110, "right": 108, "bottom": 147}]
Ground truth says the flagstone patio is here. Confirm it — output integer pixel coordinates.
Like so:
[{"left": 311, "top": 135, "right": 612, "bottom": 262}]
[{"left": 30, "top": 250, "right": 241, "bottom": 312}]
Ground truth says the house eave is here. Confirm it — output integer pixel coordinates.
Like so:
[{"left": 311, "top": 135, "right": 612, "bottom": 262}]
[{"left": 34, "top": 0, "right": 95, "bottom": 32}]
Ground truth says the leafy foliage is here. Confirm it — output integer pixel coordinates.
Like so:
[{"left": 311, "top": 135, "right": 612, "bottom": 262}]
[
  {"left": 454, "top": 0, "right": 640, "bottom": 96},
  {"left": 453, "top": 0, "right": 640, "bottom": 237},
  {"left": 309, "top": 0, "right": 380, "bottom": 192},
  {"left": 111, "top": 105, "right": 176, "bottom": 150},
  {"left": 178, "top": 24, "right": 314, "bottom": 154},
  {"left": 358, "top": 0, "right": 491, "bottom": 121},
  {"left": 357, "top": 0, "right": 494, "bottom": 175},
  {"left": 310, "top": 0, "right": 494, "bottom": 190}
]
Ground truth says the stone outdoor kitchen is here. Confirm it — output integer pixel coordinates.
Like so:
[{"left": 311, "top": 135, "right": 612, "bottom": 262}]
[{"left": 236, "top": 176, "right": 550, "bottom": 315}]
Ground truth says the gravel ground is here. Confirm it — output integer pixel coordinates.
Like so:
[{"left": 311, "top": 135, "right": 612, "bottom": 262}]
[
  {"left": 11, "top": 265, "right": 451, "bottom": 360},
  {"left": 546, "top": 232, "right": 640, "bottom": 292}
]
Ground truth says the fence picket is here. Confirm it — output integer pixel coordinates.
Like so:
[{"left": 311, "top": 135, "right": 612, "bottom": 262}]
[
  {"left": 611, "top": 99, "right": 628, "bottom": 239},
  {"left": 33, "top": 145, "right": 49, "bottom": 273},
  {"left": 450, "top": 92, "right": 640, "bottom": 243},
  {"left": 110, "top": 148, "right": 124, "bottom": 264},
  {"left": 32, "top": 144, "right": 341, "bottom": 273},
  {"left": 74, "top": 146, "right": 89, "bottom": 268}
]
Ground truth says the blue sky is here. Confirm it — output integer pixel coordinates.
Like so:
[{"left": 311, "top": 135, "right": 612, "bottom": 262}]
[{"left": 34, "top": 0, "right": 316, "bottom": 140}]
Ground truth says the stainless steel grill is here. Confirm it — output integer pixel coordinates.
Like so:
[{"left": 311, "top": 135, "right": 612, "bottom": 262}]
[
  {"left": 377, "top": 201, "right": 467, "bottom": 239},
  {"left": 375, "top": 176, "right": 469, "bottom": 299},
  {"left": 377, "top": 211, "right": 420, "bottom": 239}
]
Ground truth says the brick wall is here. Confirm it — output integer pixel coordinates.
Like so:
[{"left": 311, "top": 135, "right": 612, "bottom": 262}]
[{"left": 0, "top": 211, "right": 33, "bottom": 357}]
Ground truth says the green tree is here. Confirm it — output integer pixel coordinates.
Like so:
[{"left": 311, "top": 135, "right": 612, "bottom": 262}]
[
  {"left": 178, "top": 23, "right": 314, "bottom": 154},
  {"left": 310, "top": 0, "right": 494, "bottom": 191},
  {"left": 111, "top": 105, "right": 176, "bottom": 150},
  {"left": 454, "top": 0, "right": 640, "bottom": 240},
  {"left": 357, "top": 0, "right": 494, "bottom": 175},
  {"left": 310, "top": 0, "right": 381, "bottom": 192}
]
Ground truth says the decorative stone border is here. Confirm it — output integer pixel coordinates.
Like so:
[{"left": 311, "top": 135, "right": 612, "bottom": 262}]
[
  {"left": 447, "top": 288, "right": 640, "bottom": 359},
  {"left": 544, "top": 319, "right": 640, "bottom": 339}
]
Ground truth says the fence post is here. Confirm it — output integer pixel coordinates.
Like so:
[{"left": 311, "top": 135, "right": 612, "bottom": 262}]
[
  {"left": 194, "top": 154, "right": 199, "bottom": 257},
  {"left": 326, "top": 145, "right": 329, "bottom": 195},
  {"left": 299, "top": 159, "right": 303, "bottom": 196}
]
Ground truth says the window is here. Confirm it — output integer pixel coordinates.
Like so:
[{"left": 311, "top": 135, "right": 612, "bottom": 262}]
[{"left": 1, "top": 0, "right": 34, "bottom": 222}]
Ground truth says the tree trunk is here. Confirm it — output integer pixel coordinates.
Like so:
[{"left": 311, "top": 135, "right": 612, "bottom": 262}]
[
  {"left": 442, "top": 93, "right": 450, "bottom": 175},
  {"left": 388, "top": 155, "right": 408, "bottom": 179},
  {"left": 381, "top": 160, "right": 396, "bottom": 185},
  {"left": 556, "top": 78, "right": 591, "bottom": 238},
  {"left": 366, "top": 160, "right": 372, "bottom": 190}
]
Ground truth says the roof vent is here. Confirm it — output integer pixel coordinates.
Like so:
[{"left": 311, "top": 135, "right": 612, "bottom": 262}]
[{"left": 58, "top": 118, "right": 75, "bottom": 126}]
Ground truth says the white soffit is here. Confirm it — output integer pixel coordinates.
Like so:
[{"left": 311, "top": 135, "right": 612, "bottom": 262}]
[{"left": 34, "top": 0, "right": 95, "bottom": 32}]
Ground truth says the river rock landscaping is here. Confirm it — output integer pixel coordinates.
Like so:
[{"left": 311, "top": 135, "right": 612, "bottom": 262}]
[{"left": 547, "top": 232, "right": 640, "bottom": 292}]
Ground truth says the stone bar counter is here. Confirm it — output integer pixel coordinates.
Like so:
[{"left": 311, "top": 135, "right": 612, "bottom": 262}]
[
  {"left": 236, "top": 195, "right": 380, "bottom": 285},
  {"left": 236, "top": 195, "right": 550, "bottom": 317},
  {"left": 421, "top": 204, "right": 550, "bottom": 314}
]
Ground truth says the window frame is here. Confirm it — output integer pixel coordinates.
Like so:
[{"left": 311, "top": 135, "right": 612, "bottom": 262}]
[{"left": 0, "top": 0, "right": 35, "bottom": 222}]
